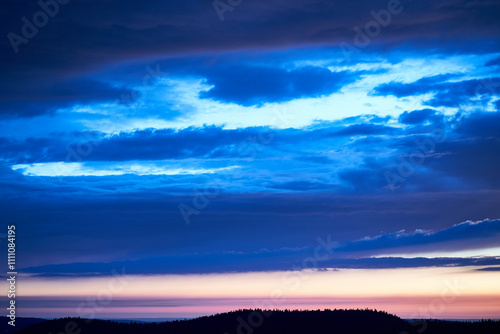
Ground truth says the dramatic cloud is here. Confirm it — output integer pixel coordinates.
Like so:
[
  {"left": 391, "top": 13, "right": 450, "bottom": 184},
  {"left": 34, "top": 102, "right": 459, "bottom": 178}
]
[
  {"left": 372, "top": 74, "right": 456, "bottom": 97},
  {"left": 200, "top": 65, "right": 358, "bottom": 105},
  {"left": 373, "top": 75, "right": 500, "bottom": 107},
  {"left": 2, "top": 0, "right": 500, "bottom": 117},
  {"left": 0, "top": 76, "right": 138, "bottom": 118},
  {"left": 19, "top": 255, "right": 500, "bottom": 277},
  {"left": 334, "top": 219, "right": 500, "bottom": 255},
  {"left": 398, "top": 109, "right": 439, "bottom": 125},
  {"left": 2, "top": 111, "right": 499, "bottom": 194},
  {"left": 485, "top": 56, "right": 500, "bottom": 67},
  {"left": 17, "top": 219, "right": 500, "bottom": 277},
  {"left": 1, "top": 2, "right": 500, "bottom": 316}
]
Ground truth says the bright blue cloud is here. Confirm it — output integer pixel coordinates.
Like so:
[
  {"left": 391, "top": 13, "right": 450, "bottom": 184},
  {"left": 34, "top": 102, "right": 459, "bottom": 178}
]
[{"left": 2, "top": 111, "right": 500, "bottom": 194}]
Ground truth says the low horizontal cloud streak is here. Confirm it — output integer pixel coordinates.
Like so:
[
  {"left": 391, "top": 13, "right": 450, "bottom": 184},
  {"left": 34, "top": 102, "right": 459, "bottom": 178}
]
[
  {"left": 335, "top": 219, "right": 500, "bottom": 255},
  {"left": 16, "top": 219, "right": 500, "bottom": 277}
]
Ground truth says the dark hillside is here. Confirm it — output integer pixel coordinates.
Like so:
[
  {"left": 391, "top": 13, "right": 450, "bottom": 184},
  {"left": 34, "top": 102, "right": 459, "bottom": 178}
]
[{"left": 14, "top": 309, "right": 500, "bottom": 334}]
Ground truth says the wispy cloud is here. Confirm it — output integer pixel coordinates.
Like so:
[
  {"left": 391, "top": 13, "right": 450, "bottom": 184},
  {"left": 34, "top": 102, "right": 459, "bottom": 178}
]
[{"left": 11, "top": 162, "right": 240, "bottom": 177}]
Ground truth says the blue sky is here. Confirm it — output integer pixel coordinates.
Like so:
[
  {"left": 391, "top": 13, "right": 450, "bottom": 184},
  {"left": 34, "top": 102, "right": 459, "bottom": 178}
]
[{"left": 1, "top": 0, "right": 500, "bottom": 319}]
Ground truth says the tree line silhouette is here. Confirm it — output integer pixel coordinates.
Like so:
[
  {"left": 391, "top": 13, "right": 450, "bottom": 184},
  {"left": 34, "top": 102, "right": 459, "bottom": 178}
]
[{"left": 11, "top": 309, "right": 500, "bottom": 334}]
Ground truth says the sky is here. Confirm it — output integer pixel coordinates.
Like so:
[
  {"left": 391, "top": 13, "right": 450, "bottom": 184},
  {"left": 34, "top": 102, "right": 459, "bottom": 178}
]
[{"left": 1, "top": 0, "right": 500, "bottom": 321}]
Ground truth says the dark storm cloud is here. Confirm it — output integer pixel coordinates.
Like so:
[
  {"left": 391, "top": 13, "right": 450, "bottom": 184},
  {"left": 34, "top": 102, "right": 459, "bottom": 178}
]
[
  {"left": 373, "top": 75, "right": 500, "bottom": 107},
  {"left": 0, "top": 77, "right": 138, "bottom": 118},
  {"left": 424, "top": 138, "right": 500, "bottom": 189},
  {"left": 409, "top": 112, "right": 500, "bottom": 189},
  {"left": 398, "top": 109, "right": 438, "bottom": 125},
  {"left": 2, "top": 0, "right": 498, "bottom": 63},
  {"left": 355, "top": 114, "right": 500, "bottom": 191},
  {"left": 338, "top": 165, "right": 387, "bottom": 192},
  {"left": 455, "top": 110, "right": 500, "bottom": 137},
  {"left": 0, "top": 126, "right": 281, "bottom": 163},
  {"left": 328, "top": 111, "right": 500, "bottom": 192},
  {"left": 0, "top": 122, "right": 396, "bottom": 164},
  {"left": 485, "top": 56, "right": 500, "bottom": 67},
  {"left": 427, "top": 78, "right": 500, "bottom": 107},
  {"left": 372, "top": 74, "right": 456, "bottom": 97},
  {"left": 0, "top": 127, "right": 237, "bottom": 163},
  {"left": 199, "top": 65, "right": 357, "bottom": 105},
  {"left": 2, "top": 0, "right": 500, "bottom": 117}
]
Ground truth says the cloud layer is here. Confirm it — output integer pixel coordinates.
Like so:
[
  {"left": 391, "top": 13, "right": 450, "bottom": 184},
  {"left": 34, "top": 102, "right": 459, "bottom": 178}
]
[{"left": 1, "top": 0, "right": 499, "bottom": 282}]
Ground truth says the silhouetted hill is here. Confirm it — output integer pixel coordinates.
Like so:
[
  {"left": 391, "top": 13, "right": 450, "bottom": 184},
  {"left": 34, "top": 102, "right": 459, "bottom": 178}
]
[
  {"left": 13, "top": 309, "right": 500, "bottom": 334},
  {"left": 0, "top": 317, "right": 46, "bottom": 334},
  {"left": 421, "top": 319, "right": 500, "bottom": 334}
]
